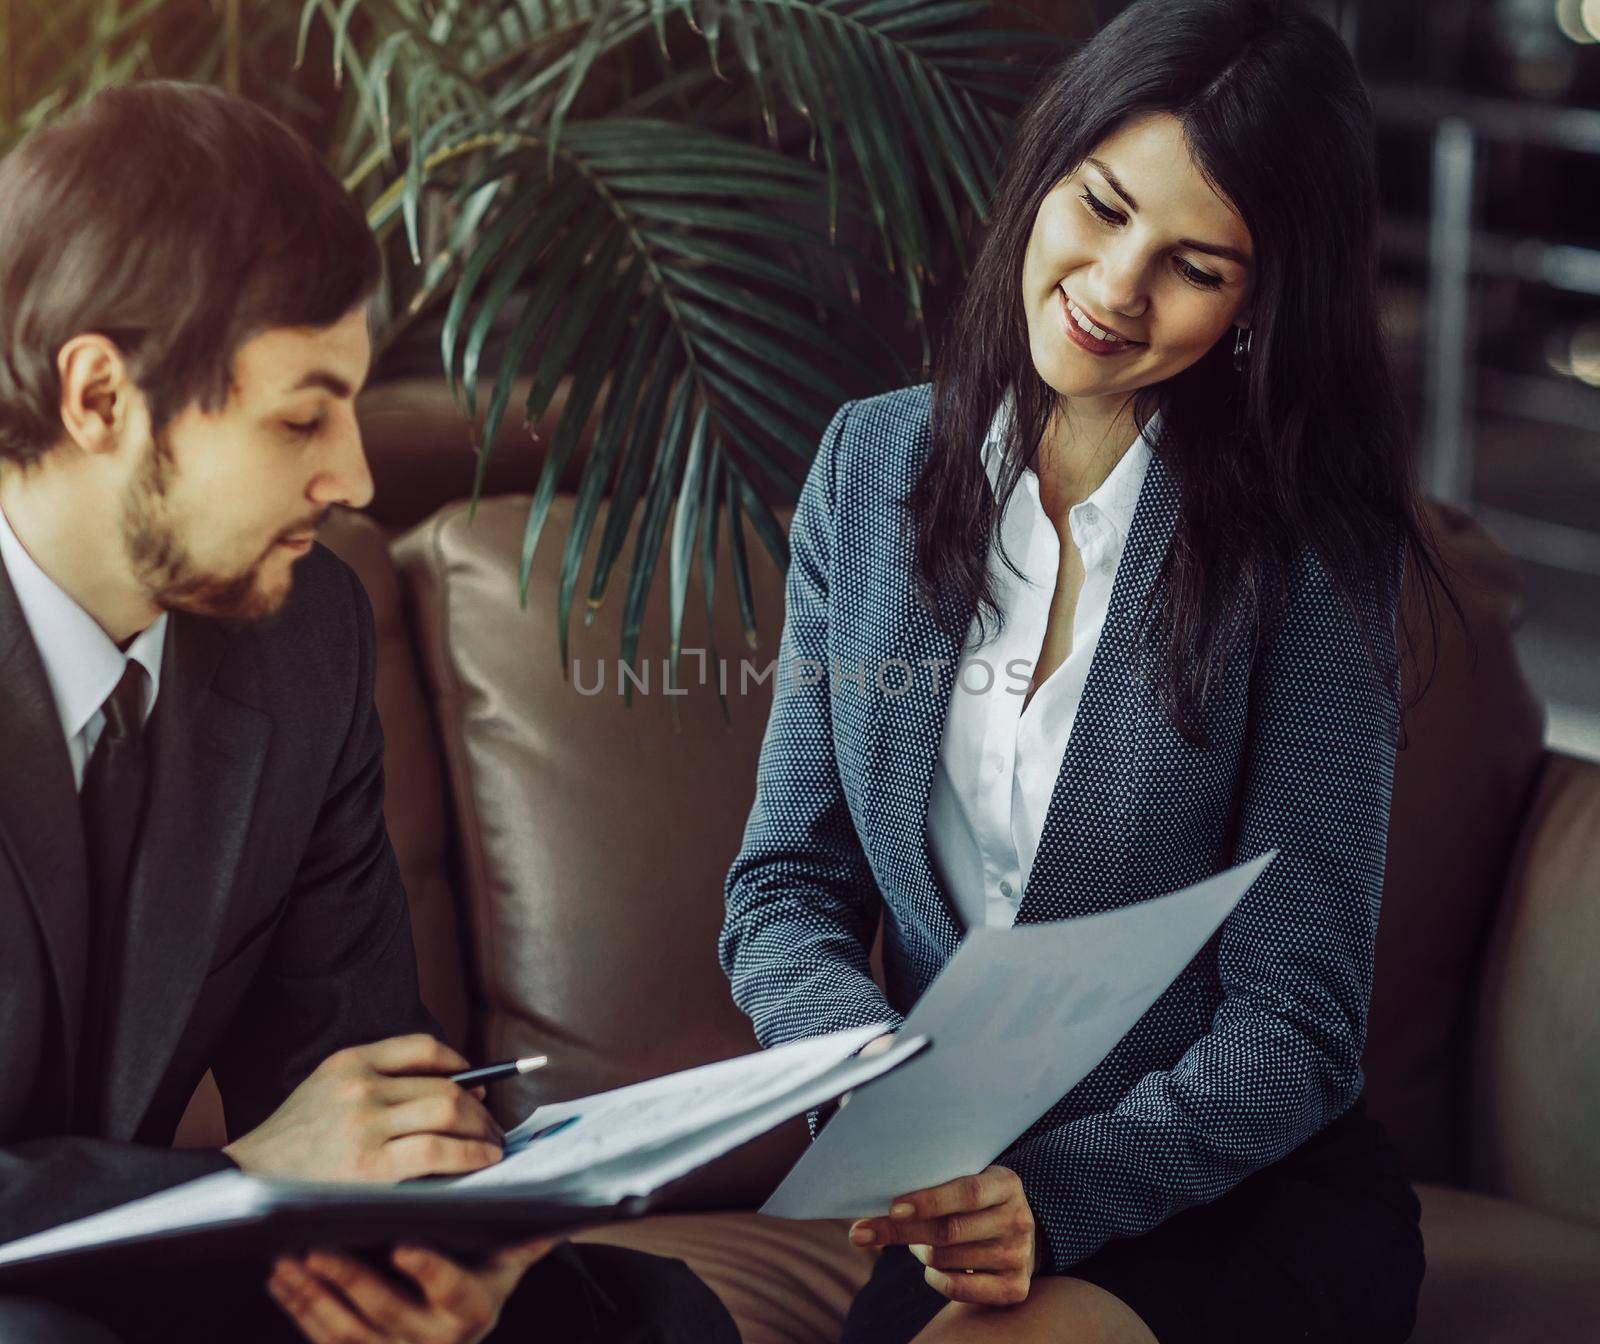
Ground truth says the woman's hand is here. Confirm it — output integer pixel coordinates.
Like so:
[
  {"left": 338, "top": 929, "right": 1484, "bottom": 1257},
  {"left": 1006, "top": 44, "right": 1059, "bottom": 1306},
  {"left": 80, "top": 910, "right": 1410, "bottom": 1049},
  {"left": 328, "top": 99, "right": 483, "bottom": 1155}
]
[
  {"left": 267, "top": 1238, "right": 555, "bottom": 1343},
  {"left": 848, "top": 1165, "right": 1037, "bottom": 1306}
]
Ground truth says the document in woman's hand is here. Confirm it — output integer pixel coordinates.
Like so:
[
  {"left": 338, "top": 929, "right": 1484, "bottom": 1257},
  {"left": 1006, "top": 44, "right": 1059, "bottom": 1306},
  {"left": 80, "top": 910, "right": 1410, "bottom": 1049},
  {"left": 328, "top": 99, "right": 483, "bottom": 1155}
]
[{"left": 762, "top": 850, "right": 1278, "bottom": 1219}]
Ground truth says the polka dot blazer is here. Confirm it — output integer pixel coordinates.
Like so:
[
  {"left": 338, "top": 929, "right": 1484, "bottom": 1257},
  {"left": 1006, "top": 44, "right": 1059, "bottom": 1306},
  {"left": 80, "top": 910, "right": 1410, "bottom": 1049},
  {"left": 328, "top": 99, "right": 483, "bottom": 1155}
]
[{"left": 719, "top": 384, "right": 1405, "bottom": 1273}]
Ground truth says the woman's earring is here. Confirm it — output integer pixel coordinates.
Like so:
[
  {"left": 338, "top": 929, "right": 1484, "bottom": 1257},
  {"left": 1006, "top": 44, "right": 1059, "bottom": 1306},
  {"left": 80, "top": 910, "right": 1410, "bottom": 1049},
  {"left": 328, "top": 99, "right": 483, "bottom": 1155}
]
[{"left": 1232, "top": 325, "right": 1252, "bottom": 372}]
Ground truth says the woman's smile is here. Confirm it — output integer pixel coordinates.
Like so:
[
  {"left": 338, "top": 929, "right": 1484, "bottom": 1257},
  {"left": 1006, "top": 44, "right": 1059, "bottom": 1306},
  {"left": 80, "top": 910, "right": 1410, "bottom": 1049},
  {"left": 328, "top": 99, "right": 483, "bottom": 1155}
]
[{"left": 1058, "top": 287, "right": 1144, "bottom": 356}]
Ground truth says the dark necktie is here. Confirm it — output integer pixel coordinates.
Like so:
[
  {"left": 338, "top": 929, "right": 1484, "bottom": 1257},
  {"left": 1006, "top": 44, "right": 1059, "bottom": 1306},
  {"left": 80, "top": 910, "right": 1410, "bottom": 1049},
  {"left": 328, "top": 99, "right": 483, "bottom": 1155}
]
[{"left": 74, "top": 660, "right": 152, "bottom": 1130}]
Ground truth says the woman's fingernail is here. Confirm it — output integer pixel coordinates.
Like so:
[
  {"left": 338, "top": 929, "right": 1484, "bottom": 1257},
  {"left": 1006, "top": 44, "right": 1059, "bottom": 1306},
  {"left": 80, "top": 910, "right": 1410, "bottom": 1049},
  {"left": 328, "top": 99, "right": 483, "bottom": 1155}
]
[
  {"left": 890, "top": 1202, "right": 915, "bottom": 1219},
  {"left": 850, "top": 1224, "right": 877, "bottom": 1245}
]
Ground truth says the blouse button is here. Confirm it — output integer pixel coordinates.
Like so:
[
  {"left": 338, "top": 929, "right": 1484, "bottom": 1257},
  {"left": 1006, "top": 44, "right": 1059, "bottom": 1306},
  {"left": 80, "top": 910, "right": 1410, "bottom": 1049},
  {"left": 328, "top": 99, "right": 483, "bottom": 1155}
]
[{"left": 999, "top": 880, "right": 1014, "bottom": 898}]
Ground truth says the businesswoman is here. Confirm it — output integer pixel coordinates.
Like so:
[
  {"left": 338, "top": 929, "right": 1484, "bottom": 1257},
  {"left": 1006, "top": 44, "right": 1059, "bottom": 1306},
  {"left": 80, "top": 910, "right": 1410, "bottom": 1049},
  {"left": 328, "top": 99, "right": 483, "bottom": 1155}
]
[{"left": 719, "top": 1, "right": 1459, "bottom": 1341}]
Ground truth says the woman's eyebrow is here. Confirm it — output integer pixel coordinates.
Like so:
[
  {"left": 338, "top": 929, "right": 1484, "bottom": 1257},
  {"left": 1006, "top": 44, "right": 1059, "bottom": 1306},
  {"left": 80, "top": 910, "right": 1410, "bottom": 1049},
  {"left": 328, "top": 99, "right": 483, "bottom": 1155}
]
[
  {"left": 1183, "top": 239, "right": 1251, "bottom": 266},
  {"left": 1085, "top": 156, "right": 1139, "bottom": 210},
  {"left": 1083, "top": 156, "right": 1251, "bottom": 267}
]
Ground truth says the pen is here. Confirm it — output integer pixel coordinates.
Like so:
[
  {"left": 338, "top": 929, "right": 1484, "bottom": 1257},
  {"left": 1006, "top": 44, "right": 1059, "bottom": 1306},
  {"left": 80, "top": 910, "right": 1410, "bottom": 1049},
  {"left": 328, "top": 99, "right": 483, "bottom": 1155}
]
[{"left": 448, "top": 1055, "right": 549, "bottom": 1087}]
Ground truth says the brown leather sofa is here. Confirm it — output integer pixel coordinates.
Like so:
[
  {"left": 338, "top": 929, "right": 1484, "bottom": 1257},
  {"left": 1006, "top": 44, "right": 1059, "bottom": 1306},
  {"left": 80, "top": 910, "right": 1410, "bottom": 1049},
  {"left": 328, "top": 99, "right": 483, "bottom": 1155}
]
[{"left": 177, "top": 380, "right": 1600, "bottom": 1341}]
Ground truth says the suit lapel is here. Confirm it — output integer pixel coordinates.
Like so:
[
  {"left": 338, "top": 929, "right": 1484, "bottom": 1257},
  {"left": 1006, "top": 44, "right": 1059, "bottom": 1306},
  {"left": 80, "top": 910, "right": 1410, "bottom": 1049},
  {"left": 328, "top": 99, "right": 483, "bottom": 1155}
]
[
  {"left": 104, "top": 612, "right": 271, "bottom": 1138},
  {"left": 862, "top": 558, "right": 971, "bottom": 961},
  {"left": 1015, "top": 446, "right": 1182, "bottom": 925},
  {"left": 0, "top": 559, "right": 90, "bottom": 1122}
]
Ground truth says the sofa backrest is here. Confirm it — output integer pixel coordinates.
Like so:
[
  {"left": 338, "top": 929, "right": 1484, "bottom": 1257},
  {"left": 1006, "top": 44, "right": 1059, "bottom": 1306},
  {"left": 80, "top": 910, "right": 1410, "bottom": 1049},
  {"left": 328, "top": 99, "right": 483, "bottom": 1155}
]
[
  {"left": 1362, "top": 500, "right": 1547, "bottom": 1182},
  {"left": 391, "top": 494, "right": 803, "bottom": 1202},
  {"left": 1467, "top": 751, "right": 1600, "bottom": 1227},
  {"left": 259, "top": 489, "right": 1552, "bottom": 1204}
]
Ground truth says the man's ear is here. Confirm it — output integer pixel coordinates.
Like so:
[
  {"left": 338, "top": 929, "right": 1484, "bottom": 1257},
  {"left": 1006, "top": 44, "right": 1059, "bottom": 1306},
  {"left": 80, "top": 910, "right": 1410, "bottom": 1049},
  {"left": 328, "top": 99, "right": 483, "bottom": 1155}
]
[{"left": 56, "top": 334, "right": 142, "bottom": 456}]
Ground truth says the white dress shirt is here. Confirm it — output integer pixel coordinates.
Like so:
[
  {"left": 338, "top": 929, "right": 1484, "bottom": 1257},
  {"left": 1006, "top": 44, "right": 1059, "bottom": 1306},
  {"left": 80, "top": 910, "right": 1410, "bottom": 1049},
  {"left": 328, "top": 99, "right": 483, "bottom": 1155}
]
[
  {"left": 0, "top": 500, "right": 165, "bottom": 792},
  {"left": 926, "top": 406, "right": 1153, "bottom": 930}
]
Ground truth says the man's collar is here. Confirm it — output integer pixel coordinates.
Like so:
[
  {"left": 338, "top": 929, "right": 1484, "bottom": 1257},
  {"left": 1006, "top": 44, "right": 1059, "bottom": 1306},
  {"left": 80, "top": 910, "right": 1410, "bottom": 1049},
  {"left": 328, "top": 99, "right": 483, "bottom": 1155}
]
[{"left": 0, "top": 498, "right": 165, "bottom": 740}]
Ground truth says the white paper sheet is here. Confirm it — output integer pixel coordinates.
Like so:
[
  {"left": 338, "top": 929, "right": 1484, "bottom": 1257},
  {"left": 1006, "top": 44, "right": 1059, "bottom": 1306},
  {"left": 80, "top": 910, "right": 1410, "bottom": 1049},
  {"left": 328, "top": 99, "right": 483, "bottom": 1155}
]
[
  {"left": 761, "top": 850, "right": 1277, "bottom": 1219},
  {"left": 455, "top": 1021, "right": 894, "bottom": 1188},
  {"left": 0, "top": 1022, "right": 920, "bottom": 1270}
]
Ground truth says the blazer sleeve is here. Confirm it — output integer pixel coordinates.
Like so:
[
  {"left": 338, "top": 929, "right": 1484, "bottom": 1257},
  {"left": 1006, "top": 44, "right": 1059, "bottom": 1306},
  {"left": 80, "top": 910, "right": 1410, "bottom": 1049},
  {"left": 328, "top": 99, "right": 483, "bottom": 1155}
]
[
  {"left": 720, "top": 402, "right": 905, "bottom": 1055},
  {"left": 209, "top": 558, "right": 439, "bottom": 1137},
  {"left": 1002, "top": 539, "right": 1406, "bottom": 1274}
]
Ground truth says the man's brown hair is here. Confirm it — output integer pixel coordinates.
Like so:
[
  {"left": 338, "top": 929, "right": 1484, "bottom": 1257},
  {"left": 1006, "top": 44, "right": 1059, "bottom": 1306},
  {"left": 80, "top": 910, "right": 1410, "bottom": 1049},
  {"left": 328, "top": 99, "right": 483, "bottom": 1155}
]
[{"left": 0, "top": 80, "right": 381, "bottom": 465}]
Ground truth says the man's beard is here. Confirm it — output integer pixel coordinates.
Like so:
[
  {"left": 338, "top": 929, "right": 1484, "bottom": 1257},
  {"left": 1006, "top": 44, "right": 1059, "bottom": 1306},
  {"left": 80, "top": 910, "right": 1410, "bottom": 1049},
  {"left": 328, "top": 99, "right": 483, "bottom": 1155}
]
[{"left": 121, "top": 431, "right": 321, "bottom": 621}]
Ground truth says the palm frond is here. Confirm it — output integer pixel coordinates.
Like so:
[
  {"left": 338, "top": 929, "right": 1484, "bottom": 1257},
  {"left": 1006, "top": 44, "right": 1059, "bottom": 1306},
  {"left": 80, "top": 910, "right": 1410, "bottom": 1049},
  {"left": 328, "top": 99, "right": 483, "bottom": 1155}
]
[{"left": 286, "top": 0, "right": 1072, "bottom": 694}]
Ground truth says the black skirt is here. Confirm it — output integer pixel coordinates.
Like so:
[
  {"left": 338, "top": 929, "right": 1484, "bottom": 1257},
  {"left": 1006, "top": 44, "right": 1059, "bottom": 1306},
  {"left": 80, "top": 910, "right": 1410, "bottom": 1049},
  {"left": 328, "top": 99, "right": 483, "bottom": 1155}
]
[{"left": 840, "top": 1095, "right": 1426, "bottom": 1344}]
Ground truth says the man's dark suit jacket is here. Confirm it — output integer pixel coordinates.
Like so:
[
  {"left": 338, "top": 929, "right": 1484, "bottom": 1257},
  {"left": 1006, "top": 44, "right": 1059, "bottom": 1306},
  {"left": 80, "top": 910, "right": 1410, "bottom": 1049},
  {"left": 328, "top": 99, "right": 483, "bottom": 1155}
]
[{"left": 0, "top": 541, "right": 436, "bottom": 1245}]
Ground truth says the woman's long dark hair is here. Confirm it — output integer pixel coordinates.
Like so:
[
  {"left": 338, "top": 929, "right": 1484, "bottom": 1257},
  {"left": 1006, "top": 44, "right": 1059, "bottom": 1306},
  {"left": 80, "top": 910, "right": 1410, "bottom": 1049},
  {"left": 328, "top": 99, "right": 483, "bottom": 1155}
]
[{"left": 909, "top": 0, "right": 1464, "bottom": 748}]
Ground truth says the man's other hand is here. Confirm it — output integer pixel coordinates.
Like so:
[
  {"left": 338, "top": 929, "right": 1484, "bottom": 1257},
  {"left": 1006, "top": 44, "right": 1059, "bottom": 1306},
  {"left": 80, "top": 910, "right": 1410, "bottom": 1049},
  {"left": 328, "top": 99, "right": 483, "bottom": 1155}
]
[
  {"left": 223, "top": 1034, "right": 503, "bottom": 1183},
  {"left": 268, "top": 1240, "right": 555, "bottom": 1343}
]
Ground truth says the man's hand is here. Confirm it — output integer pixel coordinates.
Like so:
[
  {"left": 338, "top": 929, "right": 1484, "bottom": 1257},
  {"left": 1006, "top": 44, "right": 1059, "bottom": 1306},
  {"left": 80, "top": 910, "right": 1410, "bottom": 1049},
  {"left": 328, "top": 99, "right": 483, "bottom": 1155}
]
[
  {"left": 848, "top": 1166, "right": 1037, "bottom": 1306},
  {"left": 223, "top": 1035, "right": 503, "bottom": 1183},
  {"left": 268, "top": 1239, "right": 555, "bottom": 1343}
]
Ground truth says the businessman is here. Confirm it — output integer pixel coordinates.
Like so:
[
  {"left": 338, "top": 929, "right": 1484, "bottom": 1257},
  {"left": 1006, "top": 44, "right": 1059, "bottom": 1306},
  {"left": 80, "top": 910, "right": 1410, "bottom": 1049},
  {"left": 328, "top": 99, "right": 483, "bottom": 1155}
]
[{"left": 0, "top": 81, "right": 734, "bottom": 1343}]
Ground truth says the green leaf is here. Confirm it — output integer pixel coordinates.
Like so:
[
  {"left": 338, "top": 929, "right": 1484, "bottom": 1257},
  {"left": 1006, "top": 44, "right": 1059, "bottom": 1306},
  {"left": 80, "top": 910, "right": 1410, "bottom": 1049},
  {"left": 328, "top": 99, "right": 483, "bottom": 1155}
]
[
  {"left": 829, "top": 0, "right": 943, "bottom": 23},
  {"left": 618, "top": 374, "right": 693, "bottom": 703},
  {"left": 723, "top": 452, "right": 791, "bottom": 575},
  {"left": 368, "top": 27, "right": 417, "bottom": 162},
  {"left": 902, "top": 40, "right": 987, "bottom": 214},
  {"left": 802, "top": 5, "right": 892, "bottom": 264},
  {"left": 514, "top": 239, "right": 637, "bottom": 607},
  {"left": 694, "top": 344, "right": 825, "bottom": 442},
  {"left": 748, "top": 2, "right": 809, "bottom": 152},
  {"left": 546, "top": 0, "right": 621, "bottom": 173},
  {"left": 330, "top": 0, "right": 363, "bottom": 88},
  {"left": 646, "top": 231, "right": 909, "bottom": 379},
  {"left": 697, "top": 440, "right": 731, "bottom": 715},
  {"left": 649, "top": 0, "right": 675, "bottom": 53},
  {"left": 724, "top": 470, "right": 760, "bottom": 649},
  {"left": 657, "top": 264, "right": 835, "bottom": 357},
  {"left": 668, "top": 402, "right": 711, "bottom": 666},
  {"left": 439, "top": 182, "right": 554, "bottom": 398},
  {"left": 904, "top": 27, "right": 1069, "bottom": 52},
  {"left": 640, "top": 229, "right": 828, "bottom": 302},
  {"left": 868, "top": 0, "right": 989, "bottom": 34},
  {"left": 676, "top": 301, "right": 851, "bottom": 407},
  {"left": 558, "top": 296, "right": 666, "bottom": 667},
  {"left": 698, "top": 368, "right": 816, "bottom": 465},
  {"left": 626, "top": 198, "right": 839, "bottom": 247},
  {"left": 518, "top": 227, "right": 630, "bottom": 446},
  {"left": 711, "top": 405, "right": 809, "bottom": 496},
  {"left": 588, "top": 342, "right": 679, "bottom": 619},
  {"left": 295, "top": 0, "right": 323, "bottom": 69},
  {"left": 472, "top": 216, "right": 601, "bottom": 489},
  {"left": 416, "top": 178, "right": 501, "bottom": 301},
  {"left": 458, "top": 179, "right": 587, "bottom": 417},
  {"left": 874, "top": 31, "right": 964, "bottom": 266},
  {"left": 771, "top": 0, "right": 840, "bottom": 232},
  {"left": 402, "top": 67, "right": 433, "bottom": 264},
  {"left": 577, "top": 146, "right": 819, "bottom": 179},
  {"left": 608, "top": 174, "right": 820, "bottom": 203}
]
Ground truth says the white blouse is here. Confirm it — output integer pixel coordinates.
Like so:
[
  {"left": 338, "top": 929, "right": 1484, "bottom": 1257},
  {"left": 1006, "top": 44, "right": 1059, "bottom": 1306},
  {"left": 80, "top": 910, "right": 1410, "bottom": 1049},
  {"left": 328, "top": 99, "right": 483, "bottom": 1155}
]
[{"left": 926, "top": 407, "right": 1153, "bottom": 930}]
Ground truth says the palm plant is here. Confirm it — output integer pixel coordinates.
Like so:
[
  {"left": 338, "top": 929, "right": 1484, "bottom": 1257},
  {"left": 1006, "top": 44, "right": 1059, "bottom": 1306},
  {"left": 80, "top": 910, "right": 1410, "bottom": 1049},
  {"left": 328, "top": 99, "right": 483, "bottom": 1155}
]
[
  {"left": 303, "top": 0, "right": 1074, "bottom": 694},
  {"left": 0, "top": 0, "right": 329, "bottom": 155}
]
